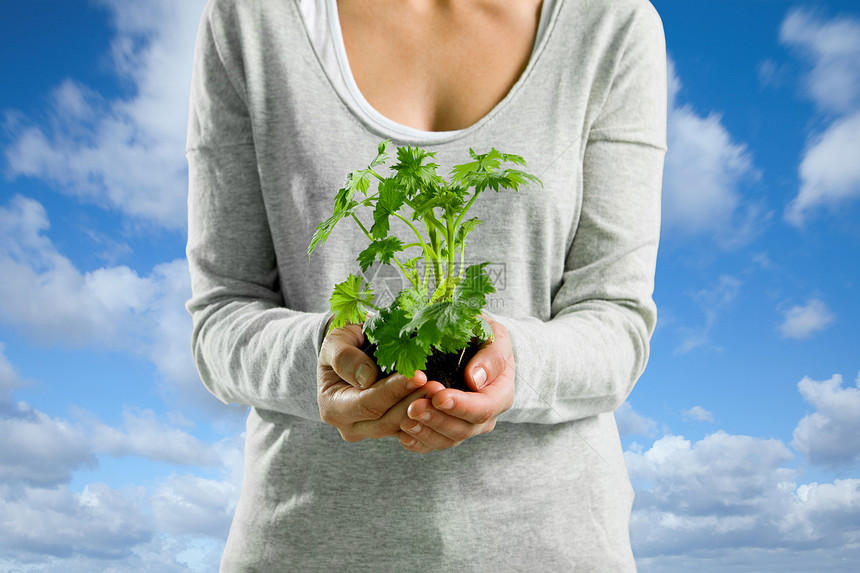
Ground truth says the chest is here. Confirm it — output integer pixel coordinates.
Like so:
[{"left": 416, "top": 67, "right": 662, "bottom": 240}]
[{"left": 337, "top": 0, "right": 544, "bottom": 132}]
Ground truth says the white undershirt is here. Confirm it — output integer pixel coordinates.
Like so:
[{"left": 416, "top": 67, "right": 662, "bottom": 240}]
[{"left": 299, "top": 0, "right": 554, "bottom": 140}]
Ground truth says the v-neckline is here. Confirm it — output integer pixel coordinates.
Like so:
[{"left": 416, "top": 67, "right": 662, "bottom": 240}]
[{"left": 320, "top": 0, "right": 561, "bottom": 145}]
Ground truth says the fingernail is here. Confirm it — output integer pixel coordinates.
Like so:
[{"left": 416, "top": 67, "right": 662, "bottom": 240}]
[
  {"left": 406, "top": 422, "right": 422, "bottom": 433},
  {"left": 438, "top": 398, "right": 454, "bottom": 411},
  {"left": 473, "top": 366, "right": 488, "bottom": 389},
  {"left": 406, "top": 377, "right": 425, "bottom": 390},
  {"left": 355, "top": 364, "right": 372, "bottom": 388},
  {"left": 416, "top": 411, "right": 431, "bottom": 423}
]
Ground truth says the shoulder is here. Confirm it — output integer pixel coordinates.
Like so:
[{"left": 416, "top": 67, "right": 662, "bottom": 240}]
[
  {"left": 553, "top": 0, "right": 665, "bottom": 68},
  {"left": 202, "top": 0, "right": 294, "bottom": 36},
  {"left": 204, "top": 0, "right": 263, "bottom": 18},
  {"left": 583, "top": 0, "right": 662, "bottom": 20},
  {"left": 202, "top": 0, "right": 262, "bottom": 28},
  {"left": 200, "top": 0, "right": 301, "bottom": 59},
  {"left": 557, "top": 0, "right": 664, "bottom": 41},
  {"left": 587, "top": 0, "right": 664, "bottom": 39}
]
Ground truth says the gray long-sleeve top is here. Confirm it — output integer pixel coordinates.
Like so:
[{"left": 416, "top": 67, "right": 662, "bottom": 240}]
[{"left": 186, "top": 0, "right": 667, "bottom": 570}]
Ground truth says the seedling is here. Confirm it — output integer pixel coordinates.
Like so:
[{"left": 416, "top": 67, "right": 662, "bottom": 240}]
[{"left": 309, "top": 140, "right": 541, "bottom": 386}]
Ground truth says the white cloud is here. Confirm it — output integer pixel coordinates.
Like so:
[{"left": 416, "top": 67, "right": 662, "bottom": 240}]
[
  {"left": 151, "top": 473, "right": 237, "bottom": 539},
  {"left": 756, "top": 59, "right": 790, "bottom": 90},
  {"left": 780, "top": 9, "right": 860, "bottom": 225},
  {"left": 0, "top": 483, "right": 153, "bottom": 561},
  {"left": 0, "top": 195, "right": 225, "bottom": 414},
  {"left": 626, "top": 431, "right": 860, "bottom": 567},
  {"left": 616, "top": 402, "right": 657, "bottom": 437},
  {"left": 0, "top": 5, "right": 244, "bottom": 566},
  {"left": 0, "top": 402, "right": 96, "bottom": 487},
  {"left": 793, "top": 372, "right": 860, "bottom": 468},
  {"left": 780, "top": 9, "right": 860, "bottom": 114},
  {"left": 144, "top": 258, "right": 220, "bottom": 411},
  {"left": 0, "top": 196, "right": 155, "bottom": 347},
  {"left": 0, "top": 343, "right": 26, "bottom": 399},
  {"left": 90, "top": 408, "right": 222, "bottom": 467},
  {"left": 682, "top": 406, "right": 714, "bottom": 422},
  {"left": 675, "top": 275, "right": 742, "bottom": 354},
  {"left": 786, "top": 111, "right": 860, "bottom": 225},
  {"left": 0, "top": 478, "right": 235, "bottom": 569},
  {"left": 636, "top": 544, "right": 860, "bottom": 573},
  {"left": 693, "top": 275, "right": 742, "bottom": 309},
  {"left": 778, "top": 298, "right": 835, "bottom": 339},
  {"left": 0, "top": 397, "right": 242, "bottom": 569},
  {"left": 627, "top": 432, "right": 795, "bottom": 516},
  {"left": 0, "top": 537, "right": 224, "bottom": 573},
  {"left": 2, "top": 0, "right": 207, "bottom": 230},
  {"left": 0, "top": 392, "right": 229, "bottom": 491},
  {"left": 786, "top": 479, "right": 860, "bottom": 542},
  {"left": 662, "top": 60, "right": 760, "bottom": 245}
]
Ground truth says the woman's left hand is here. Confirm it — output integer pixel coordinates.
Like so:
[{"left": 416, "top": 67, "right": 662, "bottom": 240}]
[{"left": 398, "top": 317, "right": 515, "bottom": 453}]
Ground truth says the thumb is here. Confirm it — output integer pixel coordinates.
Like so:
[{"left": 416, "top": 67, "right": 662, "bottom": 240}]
[
  {"left": 465, "top": 350, "right": 508, "bottom": 393},
  {"left": 322, "top": 324, "right": 379, "bottom": 389},
  {"left": 464, "top": 318, "right": 512, "bottom": 391}
]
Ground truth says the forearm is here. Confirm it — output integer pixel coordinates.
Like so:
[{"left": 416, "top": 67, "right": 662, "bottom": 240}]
[
  {"left": 189, "top": 296, "right": 330, "bottom": 419},
  {"left": 495, "top": 3, "right": 666, "bottom": 425},
  {"left": 494, "top": 140, "right": 662, "bottom": 425},
  {"left": 186, "top": 141, "right": 329, "bottom": 420},
  {"left": 495, "top": 303, "right": 652, "bottom": 424}
]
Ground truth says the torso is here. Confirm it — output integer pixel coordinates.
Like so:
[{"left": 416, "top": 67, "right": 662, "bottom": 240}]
[{"left": 337, "top": 0, "right": 544, "bottom": 131}]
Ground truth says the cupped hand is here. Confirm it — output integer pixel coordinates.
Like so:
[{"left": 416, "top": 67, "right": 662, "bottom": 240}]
[
  {"left": 398, "top": 317, "right": 515, "bottom": 454},
  {"left": 318, "top": 322, "right": 442, "bottom": 442}
]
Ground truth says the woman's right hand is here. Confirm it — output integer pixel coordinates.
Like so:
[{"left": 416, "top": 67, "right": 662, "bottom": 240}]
[{"left": 317, "top": 322, "right": 442, "bottom": 442}]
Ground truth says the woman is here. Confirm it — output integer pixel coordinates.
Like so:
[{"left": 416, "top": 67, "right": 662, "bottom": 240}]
[{"left": 186, "top": 0, "right": 667, "bottom": 570}]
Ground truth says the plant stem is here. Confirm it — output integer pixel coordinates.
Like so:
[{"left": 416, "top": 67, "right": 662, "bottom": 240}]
[
  {"left": 390, "top": 211, "right": 436, "bottom": 291},
  {"left": 392, "top": 212, "right": 430, "bottom": 257},
  {"left": 459, "top": 242, "right": 466, "bottom": 279},
  {"left": 426, "top": 221, "right": 443, "bottom": 290},
  {"left": 446, "top": 213, "right": 456, "bottom": 287},
  {"left": 453, "top": 191, "right": 480, "bottom": 232},
  {"left": 404, "top": 197, "right": 447, "bottom": 236},
  {"left": 391, "top": 257, "right": 420, "bottom": 290},
  {"left": 351, "top": 214, "right": 373, "bottom": 242}
]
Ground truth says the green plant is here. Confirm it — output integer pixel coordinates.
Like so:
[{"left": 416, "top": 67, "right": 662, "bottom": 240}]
[{"left": 309, "top": 140, "right": 541, "bottom": 379}]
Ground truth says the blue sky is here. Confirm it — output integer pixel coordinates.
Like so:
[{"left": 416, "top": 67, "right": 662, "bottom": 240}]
[{"left": 1, "top": 0, "right": 859, "bottom": 571}]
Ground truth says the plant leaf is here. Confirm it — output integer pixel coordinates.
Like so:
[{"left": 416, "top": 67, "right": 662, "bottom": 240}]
[
  {"left": 399, "top": 257, "right": 422, "bottom": 289},
  {"left": 450, "top": 148, "right": 543, "bottom": 194},
  {"left": 363, "top": 310, "right": 384, "bottom": 341},
  {"left": 391, "top": 145, "right": 445, "bottom": 198},
  {"left": 394, "top": 286, "right": 427, "bottom": 316},
  {"left": 370, "top": 139, "right": 392, "bottom": 168},
  {"left": 370, "top": 308, "right": 431, "bottom": 377},
  {"left": 454, "top": 262, "right": 496, "bottom": 310},
  {"left": 428, "top": 275, "right": 451, "bottom": 303},
  {"left": 403, "top": 299, "right": 474, "bottom": 353},
  {"left": 329, "top": 274, "right": 375, "bottom": 330},
  {"left": 500, "top": 152, "right": 527, "bottom": 166},
  {"left": 346, "top": 168, "right": 372, "bottom": 197},
  {"left": 308, "top": 213, "right": 338, "bottom": 257},
  {"left": 370, "top": 177, "right": 406, "bottom": 239},
  {"left": 356, "top": 237, "right": 405, "bottom": 272},
  {"left": 454, "top": 217, "right": 482, "bottom": 251},
  {"left": 472, "top": 315, "right": 495, "bottom": 343},
  {"left": 451, "top": 148, "right": 502, "bottom": 184},
  {"left": 308, "top": 198, "right": 359, "bottom": 257},
  {"left": 404, "top": 301, "right": 456, "bottom": 344}
]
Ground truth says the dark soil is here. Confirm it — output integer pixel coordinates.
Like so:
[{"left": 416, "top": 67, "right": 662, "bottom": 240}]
[{"left": 359, "top": 339, "right": 482, "bottom": 392}]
